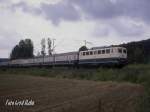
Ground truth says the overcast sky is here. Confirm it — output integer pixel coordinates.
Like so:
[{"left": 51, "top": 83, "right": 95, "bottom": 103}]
[{"left": 0, "top": 0, "right": 150, "bottom": 58}]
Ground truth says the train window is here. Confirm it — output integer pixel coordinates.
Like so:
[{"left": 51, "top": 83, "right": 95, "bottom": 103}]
[
  {"left": 106, "top": 49, "right": 110, "bottom": 54},
  {"left": 90, "top": 51, "right": 93, "bottom": 55},
  {"left": 83, "top": 52, "right": 86, "bottom": 56},
  {"left": 102, "top": 50, "right": 105, "bottom": 54},
  {"left": 123, "top": 49, "right": 127, "bottom": 54},
  {"left": 118, "top": 48, "right": 122, "bottom": 53},
  {"left": 98, "top": 50, "right": 101, "bottom": 54},
  {"left": 86, "top": 52, "right": 89, "bottom": 55}
]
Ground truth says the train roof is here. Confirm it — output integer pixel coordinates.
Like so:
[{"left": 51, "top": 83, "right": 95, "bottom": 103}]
[
  {"left": 91, "top": 46, "right": 110, "bottom": 50},
  {"left": 90, "top": 46, "right": 124, "bottom": 50},
  {"left": 34, "top": 51, "right": 78, "bottom": 58},
  {"left": 54, "top": 51, "right": 78, "bottom": 56}
]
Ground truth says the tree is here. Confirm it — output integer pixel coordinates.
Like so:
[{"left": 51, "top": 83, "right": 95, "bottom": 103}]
[
  {"left": 10, "top": 45, "right": 19, "bottom": 59},
  {"left": 41, "top": 38, "right": 46, "bottom": 56},
  {"left": 133, "top": 47, "right": 145, "bottom": 63},
  {"left": 79, "top": 46, "right": 88, "bottom": 51},
  {"left": 10, "top": 39, "right": 34, "bottom": 59},
  {"left": 47, "top": 38, "right": 52, "bottom": 55},
  {"left": 24, "top": 39, "right": 34, "bottom": 58}
]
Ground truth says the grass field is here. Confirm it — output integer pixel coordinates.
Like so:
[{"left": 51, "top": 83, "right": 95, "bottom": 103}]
[{"left": 0, "top": 64, "right": 150, "bottom": 112}]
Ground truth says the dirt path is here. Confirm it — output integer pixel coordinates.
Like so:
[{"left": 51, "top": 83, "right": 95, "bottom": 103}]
[{"left": 0, "top": 74, "right": 143, "bottom": 112}]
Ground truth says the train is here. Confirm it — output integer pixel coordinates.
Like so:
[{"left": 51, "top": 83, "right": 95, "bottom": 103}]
[{"left": 0, "top": 46, "right": 127, "bottom": 68}]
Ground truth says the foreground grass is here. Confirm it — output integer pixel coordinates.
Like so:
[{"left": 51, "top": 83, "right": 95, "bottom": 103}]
[{"left": 0, "top": 64, "right": 150, "bottom": 112}]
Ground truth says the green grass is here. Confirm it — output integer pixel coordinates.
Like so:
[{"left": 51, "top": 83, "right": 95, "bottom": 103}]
[
  {"left": 0, "top": 64, "right": 150, "bottom": 84},
  {"left": 0, "top": 64, "right": 150, "bottom": 112}
]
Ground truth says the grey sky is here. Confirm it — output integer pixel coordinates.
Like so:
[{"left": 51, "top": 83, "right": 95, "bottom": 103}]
[{"left": 0, "top": 0, "right": 149, "bottom": 58}]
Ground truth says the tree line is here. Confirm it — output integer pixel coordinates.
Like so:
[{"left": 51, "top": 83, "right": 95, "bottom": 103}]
[
  {"left": 121, "top": 39, "right": 150, "bottom": 64},
  {"left": 10, "top": 38, "right": 54, "bottom": 60},
  {"left": 10, "top": 38, "right": 150, "bottom": 64}
]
